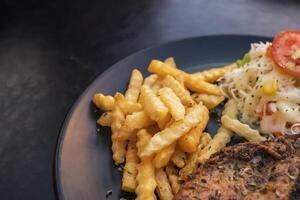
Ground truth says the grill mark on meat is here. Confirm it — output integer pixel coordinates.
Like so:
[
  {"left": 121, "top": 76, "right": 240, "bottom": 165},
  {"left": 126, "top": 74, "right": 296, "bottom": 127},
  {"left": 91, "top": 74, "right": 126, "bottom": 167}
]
[{"left": 174, "top": 135, "right": 300, "bottom": 200}]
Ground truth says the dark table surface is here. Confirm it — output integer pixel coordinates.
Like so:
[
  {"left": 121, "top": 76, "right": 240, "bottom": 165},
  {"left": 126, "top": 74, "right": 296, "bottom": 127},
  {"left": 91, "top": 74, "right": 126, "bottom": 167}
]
[{"left": 1, "top": 0, "right": 300, "bottom": 199}]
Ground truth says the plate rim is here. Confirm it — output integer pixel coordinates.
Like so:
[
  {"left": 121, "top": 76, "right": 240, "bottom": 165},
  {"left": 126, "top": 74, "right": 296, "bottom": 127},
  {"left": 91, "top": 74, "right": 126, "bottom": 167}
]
[{"left": 53, "top": 34, "right": 272, "bottom": 199}]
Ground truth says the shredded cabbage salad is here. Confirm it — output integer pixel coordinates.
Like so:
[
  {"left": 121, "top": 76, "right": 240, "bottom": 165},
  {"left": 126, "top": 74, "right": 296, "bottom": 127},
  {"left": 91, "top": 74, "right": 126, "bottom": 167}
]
[{"left": 221, "top": 42, "right": 300, "bottom": 135}]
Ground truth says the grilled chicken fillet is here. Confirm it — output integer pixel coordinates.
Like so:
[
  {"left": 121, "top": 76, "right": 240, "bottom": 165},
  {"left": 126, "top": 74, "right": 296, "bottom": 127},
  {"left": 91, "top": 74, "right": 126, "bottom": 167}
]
[{"left": 174, "top": 136, "right": 300, "bottom": 200}]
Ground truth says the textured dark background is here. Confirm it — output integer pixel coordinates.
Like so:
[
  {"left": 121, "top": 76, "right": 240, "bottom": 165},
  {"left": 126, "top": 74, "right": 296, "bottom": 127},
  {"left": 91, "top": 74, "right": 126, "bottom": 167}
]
[{"left": 0, "top": 0, "right": 300, "bottom": 199}]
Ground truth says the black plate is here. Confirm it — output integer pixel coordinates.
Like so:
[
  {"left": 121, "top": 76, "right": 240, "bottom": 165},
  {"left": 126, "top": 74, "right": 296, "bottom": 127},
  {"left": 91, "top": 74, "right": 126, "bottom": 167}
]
[{"left": 55, "top": 35, "right": 271, "bottom": 200}]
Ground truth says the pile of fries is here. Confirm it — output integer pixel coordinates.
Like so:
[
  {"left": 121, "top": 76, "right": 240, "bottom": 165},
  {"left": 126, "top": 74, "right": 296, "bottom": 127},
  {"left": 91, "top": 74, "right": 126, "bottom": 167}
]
[{"left": 93, "top": 57, "right": 265, "bottom": 199}]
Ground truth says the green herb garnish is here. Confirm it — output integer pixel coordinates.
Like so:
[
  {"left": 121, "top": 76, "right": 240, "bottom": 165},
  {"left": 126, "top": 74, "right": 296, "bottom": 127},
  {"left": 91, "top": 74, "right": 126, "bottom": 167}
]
[{"left": 237, "top": 53, "right": 250, "bottom": 67}]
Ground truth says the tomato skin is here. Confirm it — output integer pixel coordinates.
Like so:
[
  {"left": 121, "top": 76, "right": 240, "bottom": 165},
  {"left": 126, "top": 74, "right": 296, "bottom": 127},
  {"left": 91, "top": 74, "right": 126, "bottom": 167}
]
[
  {"left": 266, "top": 46, "right": 272, "bottom": 58},
  {"left": 271, "top": 30, "right": 300, "bottom": 78}
]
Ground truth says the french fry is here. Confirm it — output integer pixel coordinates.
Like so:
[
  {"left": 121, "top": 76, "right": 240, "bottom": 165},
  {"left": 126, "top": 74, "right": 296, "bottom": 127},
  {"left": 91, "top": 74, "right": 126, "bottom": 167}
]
[
  {"left": 93, "top": 93, "right": 115, "bottom": 110},
  {"left": 198, "top": 127, "right": 233, "bottom": 164},
  {"left": 140, "top": 85, "right": 169, "bottom": 124},
  {"left": 191, "top": 63, "right": 238, "bottom": 82},
  {"left": 197, "top": 100, "right": 238, "bottom": 164},
  {"left": 111, "top": 140, "right": 127, "bottom": 165},
  {"left": 151, "top": 78, "right": 162, "bottom": 92},
  {"left": 125, "top": 102, "right": 143, "bottom": 114},
  {"left": 157, "top": 113, "right": 172, "bottom": 130},
  {"left": 163, "top": 118, "right": 175, "bottom": 129},
  {"left": 144, "top": 74, "right": 159, "bottom": 87},
  {"left": 178, "top": 128, "right": 202, "bottom": 153},
  {"left": 164, "top": 57, "right": 177, "bottom": 68},
  {"left": 221, "top": 116, "right": 266, "bottom": 142},
  {"left": 125, "top": 69, "right": 143, "bottom": 102},
  {"left": 179, "top": 132, "right": 211, "bottom": 179},
  {"left": 122, "top": 111, "right": 154, "bottom": 131},
  {"left": 171, "top": 147, "right": 186, "bottom": 168},
  {"left": 192, "top": 93, "right": 225, "bottom": 109},
  {"left": 166, "top": 164, "right": 181, "bottom": 194},
  {"left": 155, "top": 169, "right": 174, "bottom": 200},
  {"left": 221, "top": 99, "right": 265, "bottom": 142},
  {"left": 153, "top": 143, "right": 176, "bottom": 169},
  {"left": 114, "top": 92, "right": 142, "bottom": 114},
  {"left": 178, "top": 104, "right": 209, "bottom": 153},
  {"left": 136, "top": 157, "right": 157, "bottom": 200},
  {"left": 162, "top": 75, "right": 194, "bottom": 107},
  {"left": 122, "top": 139, "right": 138, "bottom": 192},
  {"left": 141, "top": 104, "right": 204, "bottom": 157},
  {"left": 115, "top": 129, "right": 137, "bottom": 141},
  {"left": 148, "top": 59, "right": 187, "bottom": 78},
  {"left": 158, "top": 87, "right": 185, "bottom": 121},
  {"left": 93, "top": 60, "right": 251, "bottom": 198},
  {"left": 111, "top": 100, "right": 125, "bottom": 135},
  {"left": 113, "top": 93, "right": 138, "bottom": 140},
  {"left": 136, "top": 129, "right": 153, "bottom": 158},
  {"left": 185, "top": 76, "right": 222, "bottom": 95},
  {"left": 97, "top": 112, "right": 112, "bottom": 126},
  {"left": 174, "top": 73, "right": 185, "bottom": 86},
  {"left": 136, "top": 129, "right": 157, "bottom": 200},
  {"left": 223, "top": 99, "right": 238, "bottom": 118},
  {"left": 111, "top": 102, "right": 127, "bottom": 164}
]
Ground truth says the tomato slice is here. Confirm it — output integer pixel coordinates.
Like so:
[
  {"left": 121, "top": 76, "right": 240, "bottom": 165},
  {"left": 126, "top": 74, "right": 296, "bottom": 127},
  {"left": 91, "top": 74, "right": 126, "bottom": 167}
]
[{"left": 271, "top": 30, "right": 300, "bottom": 78}]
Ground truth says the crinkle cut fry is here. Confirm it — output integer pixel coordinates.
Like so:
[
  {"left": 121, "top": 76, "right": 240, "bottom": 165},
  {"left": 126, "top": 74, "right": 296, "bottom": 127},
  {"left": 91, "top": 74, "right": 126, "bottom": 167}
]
[
  {"left": 192, "top": 93, "right": 225, "bottom": 109},
  {"left": 122, "top": 139, "right": 138, "bottom": 192},
  {"left": 93, "top": 93, "right": 115, "bottom": 110},
  {"left": 178, "top": 104, "right": 209, "bottom": 153},
  {"left": 198, "top": 99, "right": 238, "bottom": 164},
  {"left": 125, "top": 69, "right": 143, "bottom": 102},
  {"left": 155, "top": 168, "right": 174, "bottom": 200},
  {"left": 179, "top": 132, "right": 212, "bottom": 179},
  {"left": 136, "top": 129, "right": 157, "bottom": 200},
  {"left": 111, "top": 102, "right": 126, "bottom": 164},
  {"left": 141, "top": 104, "right": 204, "bottom": 157},
  {"left": 191, "top": 63, "right": 238, "bottom": 82}
]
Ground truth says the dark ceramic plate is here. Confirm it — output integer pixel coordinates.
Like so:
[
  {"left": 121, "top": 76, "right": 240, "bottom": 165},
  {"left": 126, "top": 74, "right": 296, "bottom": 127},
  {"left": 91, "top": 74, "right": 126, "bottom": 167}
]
[{"left": 55, "top": 35, "right": 271, "bottom": 200}]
